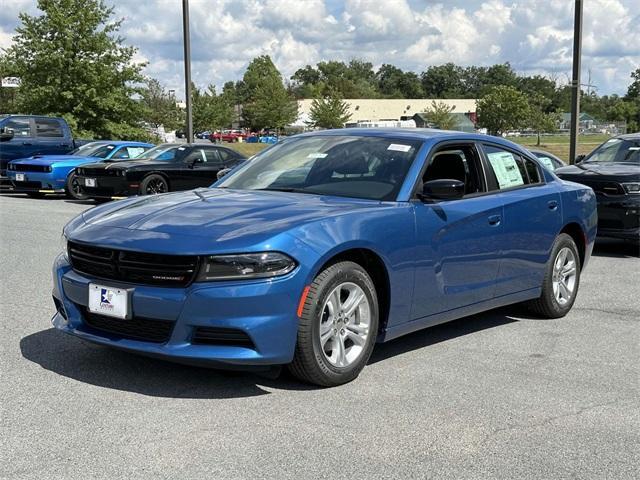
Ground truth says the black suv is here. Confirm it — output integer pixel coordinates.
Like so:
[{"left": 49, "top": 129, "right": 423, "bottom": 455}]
[
  {"left": 76, "top": 143, "right": 246, "bottom": 200},
  {"left": 555, "top": 133, "right": 640, "bottom": 243}
]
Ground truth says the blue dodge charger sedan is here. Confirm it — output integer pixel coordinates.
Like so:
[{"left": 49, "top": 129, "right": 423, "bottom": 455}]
[
  {"left": 7, "top": 141, "right": 153, "bottom": 199},
  {"left": 52, "top": 129, "right": 597, "bottom": 386}
]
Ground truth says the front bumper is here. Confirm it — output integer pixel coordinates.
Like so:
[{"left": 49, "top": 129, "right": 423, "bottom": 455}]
[
  {"left": 51, "top": 254, "right": 304, "bottom": 366},
  {"left": 6, "top": 170, "right": 66, "bottom": 193},
  {"left": 76, "top": 174, "right": 136, "bottom": 199},
  {"left": 595, "top": 194, "right": 640, "bottom": 240}
]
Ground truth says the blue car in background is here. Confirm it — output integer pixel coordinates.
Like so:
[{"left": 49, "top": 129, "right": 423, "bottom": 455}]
[
  {"left": 7, "top": 141, "right": 153, "bottom": 199},
  {"left": 52, "top": 129, "right": 597, "bottom": 386}
]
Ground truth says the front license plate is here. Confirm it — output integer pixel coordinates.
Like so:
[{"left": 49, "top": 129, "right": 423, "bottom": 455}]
[
  {"left": 88, "top": 283, "right": 130, "bottom": 319},
  {"left": 16, "top": 173, "right": 25, "bottom": 182},
  {"left": 85, "top": 178, "right": 96, "bottom": 187}
]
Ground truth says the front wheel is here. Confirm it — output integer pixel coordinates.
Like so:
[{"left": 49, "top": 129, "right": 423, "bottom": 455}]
[
  {"left": 140, "top": 174, "right": 168, "bottom": 195},
  {"left": 66, "top": 171, "right": 88, "bottom": 200},
  {"left": 289, "top": 261, "right": 379, "bottom": 387},
  {"left": 525, "top": 233, "right": 581, "bottom": 318}
]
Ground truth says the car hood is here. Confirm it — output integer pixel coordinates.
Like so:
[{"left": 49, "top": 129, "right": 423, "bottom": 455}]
[
  {"left": 79, "top": 159, "right": 166, "bottom": 171},
  {"left": 73, "top": 188, "right": 388, "bottom": 252},
  {"left": 555, "top": 162, "right": 640, "bottom": 179}
]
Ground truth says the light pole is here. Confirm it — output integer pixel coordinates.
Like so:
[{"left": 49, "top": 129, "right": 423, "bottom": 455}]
[
  {"left": 182, "top": 0, "right": 194, "bottom": 143},
  {"left": 569, "top": 0, "right": 583, "bottom": 165}
]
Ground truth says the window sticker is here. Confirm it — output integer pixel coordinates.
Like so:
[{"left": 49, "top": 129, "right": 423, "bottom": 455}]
[
  {"left": 106, "top": 145, "right": 115, "bottom": 149},
  {"left": 387, "top": 143, "right": 412, "bottom": 152},
  {"left": 487, "top": 151, "right": 524, "bottom": 188},
  {"left": 307, "top": 153, "right": 328, "bottom": 158},
  {"left": 537, "top": 156, "right": 555, "bottom": 170}
]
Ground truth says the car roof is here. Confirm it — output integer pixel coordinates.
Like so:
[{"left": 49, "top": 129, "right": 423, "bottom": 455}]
[
  {"left": 296, "top": 128, "right": 531, "bottom": 153},
  {"left": 615, "top": 132, "right": 640, "bottom": 140}
]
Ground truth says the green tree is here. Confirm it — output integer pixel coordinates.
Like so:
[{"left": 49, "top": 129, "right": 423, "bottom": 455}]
[
  {"left": 477, "top": 85, "right": 530, "bottom": 135},
  {"left": 376, "top": 64, "right": 422, "bottom": 98},
  {"left": 192, "top": 84, "right": 233, "bottom": 134},
  {"left": 527, "top": 94, "right": 559, "bottom": 145},
  {"left": 242, "top": 56, "right": 297, "bottom": 130},
  {"left": 626, "top": 68, "right": 640, "bottom": 100},
  {"left": 421, "top": 63, "right": 465, "bottom": 98},
  {"left": 2, "top": 0, "right": 147, "bottom": 139},
  {"left": 423, "top": 101, "right": 457, "bottom": 130},
  {"left": 307, "top": 90, "right": 351, "bottom": 129},
  {"left": 139, "top": 78, "right": 183, "bottom": 131}
]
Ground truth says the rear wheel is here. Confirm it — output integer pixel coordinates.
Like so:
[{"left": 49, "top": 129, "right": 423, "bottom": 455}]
[
  {"left": 525, "top": 233, "right": 581, "bottom": 318},
  {"left": 289, "top": 261, "right": 378, "bottom": 387},
  {"left": 140, "top": 174, "right": 168, "bottom": 195},
  {"left": 65, "top": 171, "right": 88, "bottom": 200}
]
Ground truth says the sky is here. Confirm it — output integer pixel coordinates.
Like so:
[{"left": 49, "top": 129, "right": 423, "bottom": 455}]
[{"left": 1, "top": 0, "right": 639, "bottom": 99}]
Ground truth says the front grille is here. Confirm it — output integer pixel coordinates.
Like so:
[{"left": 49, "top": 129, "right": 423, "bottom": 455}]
[
  {"left": 81, "top": 306, "right": 174, "bottom": 343},
  {"left": 79, "top": 167, "right": 119, "bottom": 176},
  {"left": 11, "top": 164, "right": 50, "bottom": 172},
  {"left": 68, "top": 241, "right": 199, "bottom": 287},
  {"left": 192, "top": 326, "right": 255, "bottom": 348},
  {"left": 564, "top": 178, "right": 625, "bottom": 195}
]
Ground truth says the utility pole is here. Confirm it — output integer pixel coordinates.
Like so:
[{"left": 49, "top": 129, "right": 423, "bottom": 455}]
[
  {"left": 182, "top": 0, "right": 194, "bottom": 143},
  {"left": 569, "top": 0, "right": 583, "bottom": 165}
]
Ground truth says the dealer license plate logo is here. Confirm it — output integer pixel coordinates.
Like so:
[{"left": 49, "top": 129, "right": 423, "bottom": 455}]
[
  {"left": 85, "top": 178, "right": 96, "bottom": 187},
  {"left": 88, "top": 283, "right": 129, "bottom": 319},
  {"left": 16, "top": 173, "right": 25, "bottom": 182}
]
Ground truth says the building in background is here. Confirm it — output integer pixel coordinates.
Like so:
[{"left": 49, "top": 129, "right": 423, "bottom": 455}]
[{"left": 292, "top": 98, "right": 478, "bottom": 130}]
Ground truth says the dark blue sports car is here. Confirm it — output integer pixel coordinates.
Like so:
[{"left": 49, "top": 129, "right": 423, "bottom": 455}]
[{"left": 52, "top": 129, "right": 597, "bottom": 386}]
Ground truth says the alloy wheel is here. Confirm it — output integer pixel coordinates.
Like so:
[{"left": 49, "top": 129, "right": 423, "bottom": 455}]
[
  {"left": 552, "top": 247, "right": 577, "bottom": 306},
  {"left": 319, "top": 282, "right": 371, "bottom": 368},
  {"left": 146, "top": 178, "right": 167, "bottom": 194}
]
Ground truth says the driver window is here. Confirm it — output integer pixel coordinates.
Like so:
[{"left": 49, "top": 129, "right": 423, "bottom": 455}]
[
  {"left": 423, "top": 146, "right": 484, "bottom": 195},
  {"left": 186, "top": 150, "right": 207, "bottom": 163}
]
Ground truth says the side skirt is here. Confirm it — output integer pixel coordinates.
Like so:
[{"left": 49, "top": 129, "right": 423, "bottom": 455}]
[{"left": 379, "top": 287, "right": 540, "bottom": 342}]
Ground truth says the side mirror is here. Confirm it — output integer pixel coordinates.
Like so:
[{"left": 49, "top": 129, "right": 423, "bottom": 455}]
[
  {"left": 575, "top": 154, "right": 585, "bottom": 163},
  {"left": 421, "top": 179, "right": 465, "bottom": 200},
  {"left": 0, "top": 128, "right": 14, "bottom": 141},
  {"left": 217, "top": 167, "right": 232, "bottom": 180}
]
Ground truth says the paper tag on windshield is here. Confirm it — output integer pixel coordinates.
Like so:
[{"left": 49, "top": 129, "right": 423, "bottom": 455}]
[
  {"left": 387, "top": 143, "right": 411, "bottom": 152},
  {"left": 307, "top": 153, "right": 328, "bottom": 158}
]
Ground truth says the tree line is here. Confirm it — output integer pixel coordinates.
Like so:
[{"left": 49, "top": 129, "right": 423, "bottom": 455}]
[{"left": 1, "top": 0, "right": 638, "bottom": 141}]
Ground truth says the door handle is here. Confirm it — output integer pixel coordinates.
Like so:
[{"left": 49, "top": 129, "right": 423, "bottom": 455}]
[
  {"left": 548, "top": 200, "right": 559, "bottom": 211},
  {"left": 22, "top": 142, "right": 32, "bottom": 146},
  {"left": 59, "top": 143, "right": 70, "bottom": 147},
  {"left": 488, "top": 214, "right": 501, "bottom": 226}
]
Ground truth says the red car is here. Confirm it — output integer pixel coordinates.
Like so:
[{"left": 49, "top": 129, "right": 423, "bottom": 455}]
[{"left": 209, "top": 130, "right": 247, "bottom": 143}]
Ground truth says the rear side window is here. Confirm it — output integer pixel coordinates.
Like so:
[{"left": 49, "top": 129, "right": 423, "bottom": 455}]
[
  {"left": 35, "top": 118, "right": 64, "bottom": 137},
  {"left": 483, "top": 145, "right": 541, "bottom": 190},
  {"left": 203, "top": 149, "right": 223, "bottom": 164},
  {"left": 4, "top": 117, "right": 31, "bottom": 136}
]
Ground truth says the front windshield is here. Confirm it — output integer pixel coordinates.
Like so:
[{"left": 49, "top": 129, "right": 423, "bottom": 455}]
[
  {"left": 218, "top": 135, "right": 422, "bottom": 201},
  {"left": 135, "top": 144, "right": 186, "bottom": 162},
  {"left": 585, "top": 138, "right": 640, "bottom": 164},
  {"left": 71, "top": 143, "right": 116, "bottom": 158}
]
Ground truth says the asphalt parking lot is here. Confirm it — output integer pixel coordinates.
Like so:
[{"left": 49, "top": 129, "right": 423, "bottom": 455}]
[{"left": 1, "top": 193, "right": 638, "bottom": 480}]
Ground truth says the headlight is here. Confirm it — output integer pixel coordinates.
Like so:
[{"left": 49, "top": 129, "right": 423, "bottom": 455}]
[
  {"left": 60, "top": 233, "right": 69, "bottom": 260},
  {"left": 196, "top": 252, "right": 296, "bottom": 281},
  {"left": 46, "top": 166, "right": 52, "bottom": 172},
  {"left": 622, "top": 182, "right": 640, "bottom": 194}
]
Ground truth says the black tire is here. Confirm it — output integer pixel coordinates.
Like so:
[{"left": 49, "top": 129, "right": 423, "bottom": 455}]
[
  {"left": 65, "top": 171, "right": 88, "bottom": 200},
  {"left": 140, "top": 174, "right": 169, "bottom": 195},
  {"left": 288, "top": 261, "right": 379, "bottom": 387},
  {"left": 26, "top": 192, "right": 45, "bottom": 199},
  {"left": 525, "top": 233, "right": 581, "bottom": 318}
]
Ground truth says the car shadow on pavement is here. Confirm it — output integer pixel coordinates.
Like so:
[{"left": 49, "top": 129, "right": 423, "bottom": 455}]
[
  {"left": 369, "top": 308, "right": 519, "bottom": 365},
  {"left": 20, "top": 328, "right": 312, "bottom": 399},
  {"left": 591, "top": 238, "right": 639, "bottom": 258}
]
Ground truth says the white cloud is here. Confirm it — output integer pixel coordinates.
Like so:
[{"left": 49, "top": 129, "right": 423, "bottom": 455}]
[{"left": 1, "top": 0, "right": 638, "bottom": 98}]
